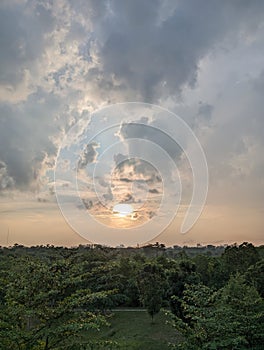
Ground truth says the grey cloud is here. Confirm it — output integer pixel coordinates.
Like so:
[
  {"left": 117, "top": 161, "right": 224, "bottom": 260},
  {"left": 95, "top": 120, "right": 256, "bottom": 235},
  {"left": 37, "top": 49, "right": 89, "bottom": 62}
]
[
  {"left": 147, "top": 211, "right": 156, "bottom": 219},
  {"left": 119, "top": 178, "right": 132, "bottom": 183},
  {"left": 198, "top": 103, "right": 214, "bottom": 121},
  {"left": 97, "top": 177, "right": 108, "bottom": 188},
  {"left": 113, "top": 153, "right": 128, "bottom": 167},
  {"left": 204, "top": 70, "right": 264, "bottom": 205},
  {"left": 1, "top": 0, "right": 264, "bottom": 200},
  {"left": 0, "top": 1, "right": 54, "bottom": 87},
  {"left": 103, "top": 186, "right": 113, "bottom": 201},
  {"left": 252, "top": 70, "right": 264, "bottom": 96},
  {"left": 69, "top": 0, "right": 108, "bottom": 22},
  {"left": 114, "top": 157, "right": 160, "bottom": 184},
  {"left": 37, "top": 197, "right": 48, "bottom": 203},
  {"left": 121, "top": 193, "right": 134, "bottom": 203},
  {"left": 96, "top": 0, "right": 264, "bottom": 101},
  {"left": 149, "top": 188, "right": 159, "bottom": 194},
  {"left": 0, "top": 0, "right": 95, "bottom": 192},
  {"left": 0, "top": 160, "right": 15, "bottom": 190},
  {"left": 82, "top": 199, "right": 93, "bottom": 210},
  {"left": 0, "top": 91, "right": 65, "bottom": 191},
  {"left": 193, "top": 102, "right": 215, "bottom": 129},
  {"left": 78, "top": 141, "right": 100, "bottom": 169},
  {"left": 120, "top": 121, "right": 182, "bottom": 160}
]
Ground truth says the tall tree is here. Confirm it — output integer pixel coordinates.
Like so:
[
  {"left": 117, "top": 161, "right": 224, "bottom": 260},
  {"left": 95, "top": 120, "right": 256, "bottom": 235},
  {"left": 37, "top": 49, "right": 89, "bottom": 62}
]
[{"left": 137, "top": 262, "right": 167, "bottom": 323}]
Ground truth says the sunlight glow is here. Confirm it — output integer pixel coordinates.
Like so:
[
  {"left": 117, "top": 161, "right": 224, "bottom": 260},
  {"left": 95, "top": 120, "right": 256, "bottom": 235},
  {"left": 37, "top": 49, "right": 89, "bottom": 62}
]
[{"left": 113, "top": 204, "right": 134, "bottom": 217}]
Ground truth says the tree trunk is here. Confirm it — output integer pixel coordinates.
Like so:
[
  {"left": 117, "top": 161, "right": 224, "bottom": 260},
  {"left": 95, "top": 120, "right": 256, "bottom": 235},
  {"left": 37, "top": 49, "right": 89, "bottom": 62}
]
[{"left": 44, "top": 335, "right": 49, "bottom": 350}]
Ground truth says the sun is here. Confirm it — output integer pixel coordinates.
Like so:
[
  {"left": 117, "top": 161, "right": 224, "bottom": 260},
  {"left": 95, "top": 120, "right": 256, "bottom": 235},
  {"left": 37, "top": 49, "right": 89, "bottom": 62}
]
[{"left": 113, "top": 203, "right": 134, "bottom": 218}]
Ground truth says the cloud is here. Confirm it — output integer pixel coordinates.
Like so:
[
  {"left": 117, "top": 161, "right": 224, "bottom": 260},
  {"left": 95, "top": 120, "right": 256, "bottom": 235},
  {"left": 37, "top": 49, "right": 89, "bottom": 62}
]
[
  {"left": 103, "top": 186, "right": 113, "bottom": 202},
  {"left": 78, "top": 141, "right": 100, "bottom": 169},
  {"left": 120, "top": 120, "right": 182, "bottom": 161},
  {"left": 149, "top": 188, "right": 159, "bottom": 194},
  {"left": 0, "top": 1, "right": 55, "bottom": 101},
  {"left": 0, "top": 160, "right": 15, "bottom": 191},
  {"left": 121, "top": 193, "right": 135, "bottom": 203},
  {"left": 199, "top": 64, "right": 264, "bottom": 207},
  {"left": 0, "top": 94, "right": 60, "bottom": 191},
  {"left": 0, "top": 0, "right": 264, "bottom": 224},
  {"left": 113, "top": 157, "right": 162, "bottom": 186},
  {"left": 97, "top": 0, "right": 264, "bottom": 101},
  {"left": 119, "top": 177, "right": 132, "bottom": 183},
  {"left": 113, "top": 153, "right": 128, "bottom": 166},
  {"left": 82, "top": 199, "right": 93, "bottom": 210},
  {"left": 197, "top": 102, "right": 214, "bottom": 121}
]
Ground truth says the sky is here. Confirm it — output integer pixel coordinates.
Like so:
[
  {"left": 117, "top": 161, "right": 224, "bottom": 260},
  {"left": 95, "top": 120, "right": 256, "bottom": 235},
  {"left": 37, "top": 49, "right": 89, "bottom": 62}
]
[{"left": 0, "top": 0, "right": 264, "bottom": 247}]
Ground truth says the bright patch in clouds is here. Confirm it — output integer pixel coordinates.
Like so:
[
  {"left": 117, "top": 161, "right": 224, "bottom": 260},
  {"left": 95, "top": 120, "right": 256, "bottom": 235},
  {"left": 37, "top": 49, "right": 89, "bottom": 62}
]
[{"left": 113, "top": 203, "right": 134, "bottom": 217}]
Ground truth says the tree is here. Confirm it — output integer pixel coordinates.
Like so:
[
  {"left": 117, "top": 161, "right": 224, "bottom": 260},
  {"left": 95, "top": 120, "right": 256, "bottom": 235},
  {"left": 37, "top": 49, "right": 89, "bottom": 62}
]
[
  {"left": 244, "top": 258, "right": 264, "bottom": 297},
  {"left": 0, "top": 256, "right": 115, "bottom": 350},
  {"left": 169, "top": 274, "right": 264, "bottom": 349},
  {"left": 222, "top": 242, "right": 260, "bottom": 276},
  {"left": 219, "top": 274, "right": 264, "bottom": 348},
  {"left": 137, "top": 262, "right": 167, "bottom": 323},
  {"left": 193, "top": 254, "right": 214, "bottom": 285},
  {"left": 167, "top": 259, "right": 199, "bottom": 319}
]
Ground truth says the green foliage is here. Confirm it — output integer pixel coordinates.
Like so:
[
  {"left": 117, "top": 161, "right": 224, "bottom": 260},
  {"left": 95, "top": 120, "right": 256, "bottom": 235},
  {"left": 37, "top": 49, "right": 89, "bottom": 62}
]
[
  {"left": 0, "top": 256, "right": 115, "bottom": 350},
  {"left": 244, "top": 258, "right": 264, "bottom": 297},
  {"left": 222, "top": 242, "right": 259, "bottom": 275},
  {"left": 0, "top": 242, "right": 263, "bottom": 349},
  {"left": 169, "top": 274, "right": 264, "bottom": 349},
  {"left": 166, "top": 258, "right": 200, "bottom": 318},
  {"left": 137, "top": 262, "right": 167, "bottom": 322},
  {"left": 193, "top": 254, "right": 217, "bottom": 286}
]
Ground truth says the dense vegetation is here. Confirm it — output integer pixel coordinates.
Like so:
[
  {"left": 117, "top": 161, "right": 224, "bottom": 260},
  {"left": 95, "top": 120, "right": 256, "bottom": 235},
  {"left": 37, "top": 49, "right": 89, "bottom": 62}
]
[{"left": 0, "top": 242, "right": 263, "bottom": 349}]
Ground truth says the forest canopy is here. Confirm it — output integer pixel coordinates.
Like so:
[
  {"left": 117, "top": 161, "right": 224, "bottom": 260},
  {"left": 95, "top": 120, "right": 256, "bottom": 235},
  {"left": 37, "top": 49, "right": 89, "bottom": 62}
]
[{"left": 0, "top": 242, "right": 263, "bottom": 349}]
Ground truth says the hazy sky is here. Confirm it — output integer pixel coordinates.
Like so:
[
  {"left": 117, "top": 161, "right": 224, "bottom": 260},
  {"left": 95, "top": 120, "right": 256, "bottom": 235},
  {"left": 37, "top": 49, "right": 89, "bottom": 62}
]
[{"left": 0, "top": 0, "right": 263, "bottom": 247}]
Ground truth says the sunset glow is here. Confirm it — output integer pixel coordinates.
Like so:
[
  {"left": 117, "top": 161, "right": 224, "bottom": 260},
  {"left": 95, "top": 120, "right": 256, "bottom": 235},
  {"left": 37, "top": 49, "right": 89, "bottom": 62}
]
[{"left": 113, "top": 204, "right": 134, "bottom": 218}]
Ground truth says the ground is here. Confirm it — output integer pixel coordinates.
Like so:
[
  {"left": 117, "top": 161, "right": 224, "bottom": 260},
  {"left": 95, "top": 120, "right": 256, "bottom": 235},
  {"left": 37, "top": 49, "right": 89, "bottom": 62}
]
[{"left": 84, "top": 309, "right": 180, "bottom": 349}]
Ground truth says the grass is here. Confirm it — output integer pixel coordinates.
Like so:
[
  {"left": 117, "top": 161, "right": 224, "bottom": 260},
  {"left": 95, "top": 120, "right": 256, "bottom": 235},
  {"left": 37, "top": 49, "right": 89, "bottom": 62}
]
[{"left": 83, "top": 309, "right": 180, "bottom": 349}]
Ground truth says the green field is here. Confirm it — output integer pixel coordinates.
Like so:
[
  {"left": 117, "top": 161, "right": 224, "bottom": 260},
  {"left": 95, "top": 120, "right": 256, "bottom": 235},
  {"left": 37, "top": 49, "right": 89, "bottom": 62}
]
[{"left": 84, "top": 310, "right": 180, "bottom": 349}]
